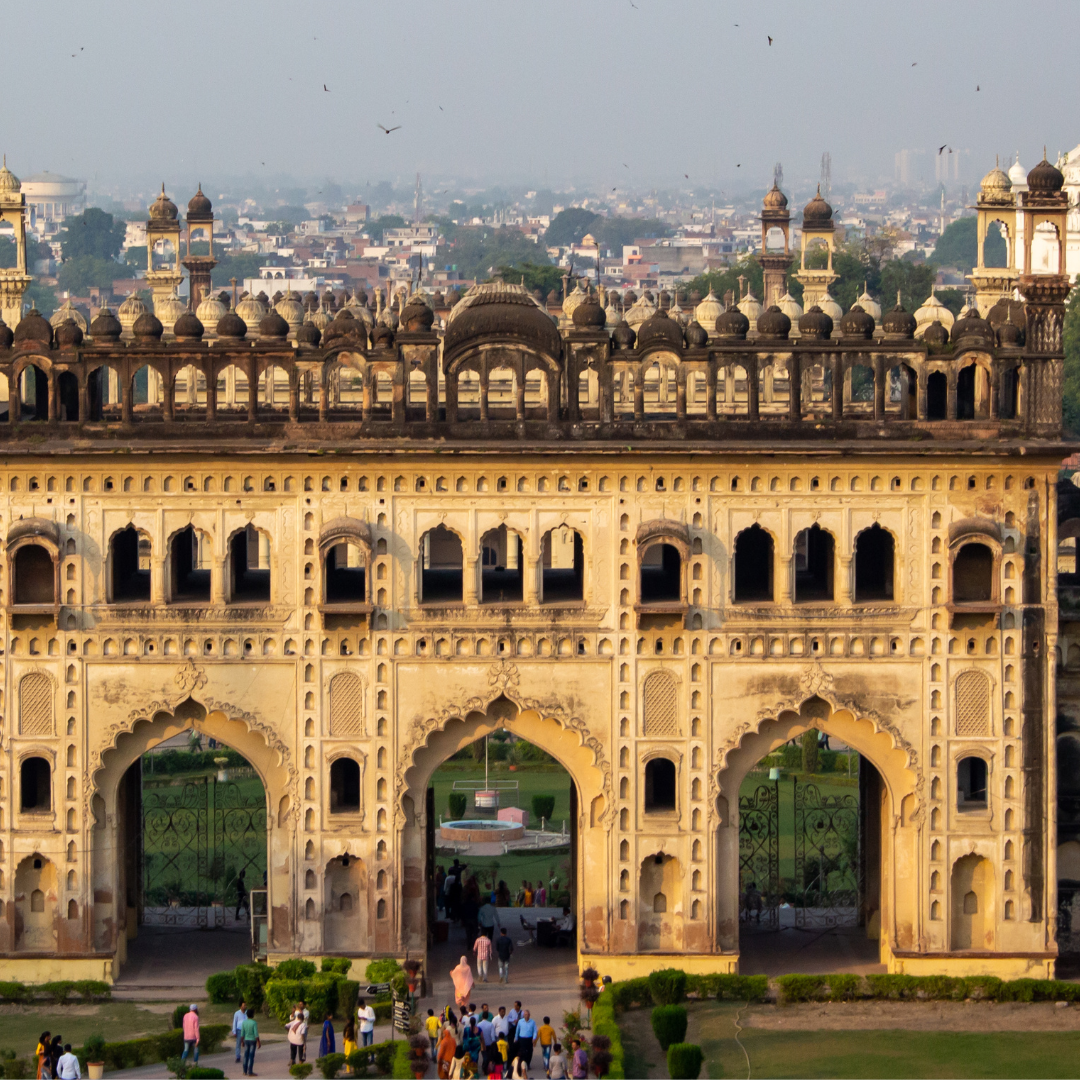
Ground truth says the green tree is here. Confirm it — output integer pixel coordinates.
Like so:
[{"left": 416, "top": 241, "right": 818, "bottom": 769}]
[
  {"left": 879, "top": 260, "right": 937, "bottom": 312},
  {"left": 681, "top": 255, "right": 765, "bottom": 307},
  {"left": 22, "top": 281, "right": 57, "bottom": 315},
  {"left": 544, "top": 208, "right": 600, "bottom": 247},
  {"left": 495, "top": 262, "right": 563, "bottom": 296},
  {"left": 932, "top": 216, "right": 1006, "bottom": 274},
  {"left": 57, "top": 255, "right": 133, "bottom": 294},
  {"left": 0, "top": 234, "right": 51, "bottom": 270},
  {"left": 1063, "top": 287, "right": 1080, "bottom": 434},
  {"left": 59, "top": 207, "right": 126, "bottom": 261},
  {"left": 591, "top": 217, "right": 673, "bottom": 254},
  {"left": 211, "top": 252, "right": 270, "bottom": 288},
  {"left": 124, "top": 245, "right": 148, "bottom": 269},
  {"left": 365, "top": 215, "right": 406, "bottom": 243},
  {"left": 449, "top": 227, "right": 550, "bottom": 281}
]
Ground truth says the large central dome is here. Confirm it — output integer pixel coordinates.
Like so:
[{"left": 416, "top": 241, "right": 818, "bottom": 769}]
[{"left": 444, "top": 281, "right": 561, "bottom": 357}]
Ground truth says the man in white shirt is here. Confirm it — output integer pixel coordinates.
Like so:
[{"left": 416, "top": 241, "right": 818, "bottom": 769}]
[
  {"left": 492, "top": 1005, "right": 511, "bottom": 1041},
  {"left": 357, "top": 996, "right": 377, "bottom": 1048},
  {"left": 55, "top": 1044, "right": 81, "bottom": 1080},
  {"left": 231, "top": 999, "right": 248, "bottom": 1062}
]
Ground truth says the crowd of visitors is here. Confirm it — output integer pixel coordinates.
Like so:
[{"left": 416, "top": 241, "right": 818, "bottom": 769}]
[{"left": 33, "top": 1034, "right": 80, "bottom": 1079}]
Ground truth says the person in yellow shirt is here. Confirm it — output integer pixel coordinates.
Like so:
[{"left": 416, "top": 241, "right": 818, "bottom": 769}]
[
  {"left": 341, "top": 1021, "right": 358, "bottom": 1075},
  {"left": 538, "top": 1016, "right": 556, "bottom": 1070},
  {"left": 426, "top": 1009, "right": 441, "bottom": 1040},
  {"left": 497, "top": 1035, "right": 510, "bottom": 1064}
]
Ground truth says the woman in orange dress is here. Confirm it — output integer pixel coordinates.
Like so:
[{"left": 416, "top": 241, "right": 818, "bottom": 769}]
[
  {"left": 35, "top": 1033, "right": 50, "bottom": 1080},
  {"left": 436, "top": 1023, "right": 457, "bottom": 1080}
]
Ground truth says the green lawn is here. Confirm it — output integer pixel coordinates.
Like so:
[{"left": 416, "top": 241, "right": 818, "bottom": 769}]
[
  {"left": 430, "top": 761, "right": 573, "bottom": 828},
  {"left": 623, "top": 1002, "right": 1080, "bottom": 1079}
]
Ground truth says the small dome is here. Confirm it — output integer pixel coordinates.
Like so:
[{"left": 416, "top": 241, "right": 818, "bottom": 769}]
[
  {"left": 50, "top": 298, "right": 87, "bottom": 332},
  {"left": 155, "top": 289, "right": 187, "bottom": 332},
  {"left": 987, "top": 297, "right": 1025, "bottom": 336},
  {"left": 216, "top": 311, "right": 247, "bottom": 339},
  {"left": 0, "top": 159, "right": 21, "bottom": 194},
  {"left": 979, "top": 162, "right": 1012, "bottom": 205},
  {"left": 187, "top": 185, "right": 212, "bottom": 217},
  {"left": 612, "top": 321, "right": 636, "bottom": 349},
  {"left": 401, "top": 294, "right": 436, "bottom": 332},
  {"left": 854, "top": 284, "right": 881, "bottom": 323},
  {"left": 798, "top": 305, "right": 833, "bottom": 340},
  {"left": 777, "top": 291, "right": 803, "bottom": 323},
  {"left": 344, "top": 290, "right": 374, "bottom": 328},
  {"left": 817, "top": 291, "right": 843, "bottom": 322},
  {"left": 132, "top": 310, "right": 164, "bottom": 340},
  {"left": 1008, "top": 154, "right": 1028, "bottom": 189},
  {"left": 736, "top": 289, "right": 762, "bottom": 325},
  {"left": 13, "top": 307, "right": 53, "bottom": 346},
  {"left": 685, "top": 319, "right": 709, "bottom": 348},
  {"left": 763, "top": 182, "right": 788, "bottom": 211},
  {"left": 0, "top": 319, "right": 12, "bottom": 349},
  {"left": 117, "top": 293, "right": 148, "bottom": 332},
  {"left": 637, "top": 307, "right": 685, "bottom": 349},
  {"left": 235, "top": 292, "right": 266, "bottom": 331},
  {"left": 89, "top": 306, "right": 122, "bottom": 340},
  {"left": 623, "top": 290, "right": 657, "bottom": 330},
  {"left": 839, "top": 304, "right": 875, "bottom": 339},
  {"left": 756, "top": 305, "right": 791, "bottom": 339},
  {"left": 445, "top": 281, "right": 560, "bottom": 358},
  {"left": 881, "top": 302, "right": 916, "bottom": 338},
  {"left": 309, "top": 307, "right": 332, "bottom": 331},
  {"left": 562, "top": 280, "right": 589, "bottom": 321},
  {"left": 372, "top": 322, "right": 395, "bottom": 349},
  {"left": 296, "top": 321, "right": 321, "bottom": 346},
  {"left": 323, "top": 309, "right": 368, "bottom": 348},
  {"left": 256, "top": 290, "right": 270, "bottom": 306},
  {"left": 572, "top": 292, "right": 606, "bottom": 329},
  {"left": 923, "top": 320, "right": 950, "bottom": 348},
  {"left": 715, "top": 306, "right": 750, "bottom": 340},
  {"left": 173, "top": 312, "right": 205, "bottom": 341},
  {"left": 997, "top": 318, "right": 1024, "bottom": 347},
  {"left": 55, "top": 318, "right": 83, "bottom": 348},
  {"left": 802, "top": 185, "right": 833, "bottom": 225},
  {"left": 258, "top": 310, "right": 290, "bottom": 339},
  {"left": 148, "top": 184, "right": 178, "bottom": 221},
  {"left": 196, "top": 290, "right": 228, "bottom": 329},
  {"left": 951, "top": 310, "right": 995, "bottom": 347},
  {"left": 624, "top": 290, "right": 638, "bottom": 306},
  {"left": 1028, "top": 153, "right": 1064, "bottom": 193},
  {"left": 694, "top": 287, "right": 723, "bottom": 328},
  {"left": 914, "top": 289, "right": 955, "bottom": 337},
  {"left": 275, "top": 289, "right": 305, "bottom": 332}
]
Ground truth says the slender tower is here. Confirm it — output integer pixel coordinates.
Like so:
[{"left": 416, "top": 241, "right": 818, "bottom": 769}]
[
  {"left": 0, "top": 158, "right": 31, "bottom": 328},
  {"left": 181, "top": 186, "right": 216, "bottom": 312}
]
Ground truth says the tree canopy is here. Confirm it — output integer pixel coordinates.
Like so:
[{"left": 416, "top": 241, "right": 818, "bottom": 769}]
[
  {"left": 364, "top": 215, "right": 406, "bottom": 243},
  {"left": 544, "top": 208, "right": 599, "bottom": 248},
  {"left": 494, "top": 262, "right": 563, "bottom": 296},
  {"left": 447, "top": 226, "right": 551, "bottom": 282},
  {"left": 210, "top": 252, "right": 270, "bottom": 287},
  {"left": 59, "top": 208, "right": 126, "bottom": 262},
  {"left": 931, "top": 216, "right": 1007, "bottom": 274},
  {"left": 0, "top": 234, "right": 51, "bottom": 270},
  {"left": 57, "top": 255, "right": 134, "bottom": 294},
  {"left": 545, "top": 208, "right": 673, "bottom": 252},
  {"left": 1063, "top": 287, "right": 1080, "bottom": 435}
]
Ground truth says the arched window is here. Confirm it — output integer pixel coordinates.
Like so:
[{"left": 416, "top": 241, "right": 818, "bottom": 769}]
[
  {"left": 420, "top": 526, "right": 463, "bottom": 603},
  {"left": 734, "top": 525, "right": 773, "bottom": 602},
  {"left": 20, "top": 757, "right": 51, "bottom": 812},
  {"left": 229, "top": 525, "right": 270, "bottom": 602},
  {"left": 957, "top": 757, "right": 988, "bottom": 808},
  {"left": 19, "top": 365, "right": 48, "bottom": 421},
  {"left": 956, "top": 365, "right": 976, "bottom": 420},
  {"left": 329, "top": 758, "right": 361, "bottom": 813},
  {"left": 480, "top": 526, "right": 523, "bottom": 603},
  {"left": 111, "top": 525, "right": 150, "bottom": 602},
  {"left": 13, "top": 545, "right": 55, "bottom": 606},
  {"left": 644, "top": 758, "right": 676, "bottom": 812},
  {"left": 926, "top": 371, "right": 947, "bottom": 420},
  {"left": 640, "top": 544, "right": 681, "bottom": 604},
  {"left": 541, "top": 526, "right": 584, "bottom": 602},
  {"left": 853, "top": 525, "right": 894, "bottom": 602},
  {"left": 57, "top": 372, "right": 79, "bottom": 422},
  {"left": 953, "top": 542, "right": 993, "bottom": 604},
  {"left": 325, "top": 542, "right": 366, "bottom": 604},
  {"left": 793, "top": 524, "right": 834, "bottom": 603},
  {"left": 170, "top": 526, "right": 211, "bottom": 602}
]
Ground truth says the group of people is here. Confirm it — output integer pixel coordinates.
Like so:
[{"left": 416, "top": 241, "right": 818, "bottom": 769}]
[
  {"left": 34, "top": 1034, "right": 80, "bottom": 1080},
  {"left": 428, "top": 1002, "right": 587, "bottom": 1079},
  {"left": 436, "top": 860, "right": 559, "bottom": 925}
]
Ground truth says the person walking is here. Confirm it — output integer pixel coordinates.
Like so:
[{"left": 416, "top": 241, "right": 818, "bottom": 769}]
[
  {"left": 436, "top": 1024, "right": 457, "bottom": 1079},
  {"left": 34, "top": 1032, "right": 50, "bottom": 1080},
  {"left": 287, "top": 1009, "right": 309, "bottom": 1065},
  {"left": 357, "top": 997, "right": 376, "bottom": 1048},
  {"left": 513, "top": 1009, "right": 537, "bottom": 1071},
  {"left": 538, "top": 1016, "right": 556, "bottom": 1070},
  {"left": 54, "top": 1045, "right": 79, "bottom": 1080},
  {"left": 570, "top": 1038, "right": 588, "bottom": 1079},
  {"left": 49, "top": 1037, "right": 62, "bottom": 1080},
  {"left": 472, "top": 925, "right": 493, "bottom": 982},
  {"left": 319, "top": 1012, "right": 335, "bottom": 1058},
  {"left": 241, "top": 1007, "right": 261, "bottom": 1076},
  {"left": 181, "top": 1004, "right": 200, "bottom": 1066},
  {"left": 547, "top": 1042, "right": 569, "bottom": 1079},
  {"left": 494, "top": 927, "right": 514, "bottom": 984},
  {"left": 450, "top": 955, "right": 475, "bottom": 1010},
  {"left": 231, "top": 999, "right": 248, "bottom": 1063},
  {"left": 235, "top": 868, "right": 250, "bottom": 920}
]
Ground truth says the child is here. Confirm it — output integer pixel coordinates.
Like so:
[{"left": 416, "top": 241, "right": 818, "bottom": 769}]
[
  {"left": 341, "top": 1021, "right": 357, "bottom": 1075},
  {"left": 426, "top": 1008, "right": 441, "bottom": 1040}
]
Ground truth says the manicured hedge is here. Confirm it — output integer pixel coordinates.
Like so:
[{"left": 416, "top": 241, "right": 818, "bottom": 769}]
[
  {"left": 648, "top": 968, "right": 688, "bottom": 1005},
  {"left": 651, "top": 1005, "right": 687, "bottom": 1050},
  {"left": 391, "top": 1038, "right": 413, "bottom": 1080},
  {"left": 0, "top": 979, "right": 110, "bottom": 1004},
  {"left": 76, "top": 1025, "right": 229, "bottom": 1072},
  {"left": 667, "top": 1043, "right": 704, "bottom": 1080},
  {"left": 590, "top": 988, "right": 626, "bottom": 1080},
  {"left": 206, "top": 971, "right": 239, "bottom": 1004},
  {"left": 778, "top": 972, "right": 1080, "bottom": 1004}
]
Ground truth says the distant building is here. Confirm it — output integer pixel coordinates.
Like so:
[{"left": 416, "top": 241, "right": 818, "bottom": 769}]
[{"left": 22, "top": 172, "right": 85, "bottom": 234}]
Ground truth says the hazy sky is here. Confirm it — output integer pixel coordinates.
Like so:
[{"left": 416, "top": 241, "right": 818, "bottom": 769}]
[{"left": 7, "top": 0, "right": 1080, "bottom": 199}]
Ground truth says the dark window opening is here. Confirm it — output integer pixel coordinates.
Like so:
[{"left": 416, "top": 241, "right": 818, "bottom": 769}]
[
  {"left": 57, "top": 372, "right": 79, "bottom": 422},
  {"left": 957, "top": 756, "right": 988, "bottom": 807},
  {"left": 19, "top": 366, "right": 48, "bottom": 421},
  {"left": 111, "top": 526, "right": 150, "bottom": 602},
  {"left": 793, "top": 525, "right": 834, "bottom": 603},
  {"left": 926, "top": 371, "right": 947, "bottom": 421},
  {"left": 87, "top": 366, "right": 120, "bottom": 421},
  {"left": 170, "top": 526, "right": 210, "bottom": 602},
  {"left": 849, "top": 364, "right": 874, "bottom": 403},
  {"left": 13, "top": 545, "right": 54, "bottom": 606},
  {"left": 329, "top": 758, "right": 360, "bottom": 812},
  {"left": 953, "top": 542, "right": 993, "bottom": 604},
  {"left": 734, "top": 524, "right": 773, "bottom": 602},
  {"left": 20, "top": 757, "right": 51, "bottom": 812},
  {"left": 132, "top": 366, "right": 149, "bottom": 405},
  {"left": 644, "top": 758, "right": 676, "bottom": 811},
  {"left": 325, "top": 542, "right": 366, "bottom": 603},
  {"left": 854, "top": 524, "right": 894, "bottom": 602},
  {"left": 230, "top": 525, "right": 270, "bottom": 602},
  {"left": 888, "top": 364, "right": 917, "bottom": 418},
  {"left": 956, "top": 365, "right": 976, "bottom": 420},
  {"left": 640, "top": 543, "right": 681, "bottom": 604},
  {"left": 542, "top": 527, "right": 584, "bottom": 603},
  {"left": 1001, "top": 368, "right": 1019, "bottom": 420},
  {"left": 480, "top": 526, "right": 523, "bottom": 603},
  {"left": 421, "top": 525, "right": 463, "bottom": 603}
]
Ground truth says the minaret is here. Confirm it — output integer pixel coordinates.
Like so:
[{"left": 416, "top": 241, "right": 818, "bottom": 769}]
[
  {"left": 794, "top": 186, "right": 838, "bottom": 310},
  {"left": 145, "top": 184, "right": 183, "bottom": 316},
  {"left": 759, "top": 180, "right": 792, "bottom": 309},
  {"left": 0, "top": 157, "right": 31, "bottom": 328},
  {"left": 968, "top": 158, "right": 1018, "bottom": 318},
  {"left": 181, "top": 185, "right": 217, "bottom": 311}
]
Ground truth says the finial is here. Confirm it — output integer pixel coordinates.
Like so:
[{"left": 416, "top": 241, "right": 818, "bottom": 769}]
[{"left": 896, "top": 290, "right": 901, "bottom": 308}]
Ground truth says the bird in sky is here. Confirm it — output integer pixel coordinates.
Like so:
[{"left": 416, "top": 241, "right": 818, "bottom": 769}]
[
  {"left": 768, "top": 35, "right": 773, "bottom": 45},
  {"left": 439, "top": 106, "right": 443, "bottom": 111},
  {"left": 377, "top": 124, "right": 401, "bottom": 135},
  {"left": 938, "top": 145, "right": 946, "bottom": 154},
  {"left": 976, "top": 84, "right": 980, "bottom": 91},
  {"left": 623, "top": 163, "right": 629, "bottom": 169},
  {"left": 684, "top": 174, "right": 689, "bottom": 179},
  {"left": 911, "top": 62, "right": 917, "bottom": 66},
  {"left": 612, "top": 187, "right": 617, "bottom": 192},
  {"left": 737, "top": 164, "right": 741, "bottom": 168},
  {"left": 323, "top": 84, "right": 329, "bottom": 92}
]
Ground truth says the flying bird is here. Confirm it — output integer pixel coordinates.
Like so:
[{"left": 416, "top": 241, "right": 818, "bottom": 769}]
[
  {"left": 323, "top": 84, "right": 329, "bottom": 91},
  {"left": 911, "top": 62, "right": 917, "bottom": 66},
  {"left": 938, "top": 145, "right": 946, "bottom": 155},
  {"left": 439, "top": 106, "right": 443, "bottom": 111},
  {"left": 377, "top": 124, "right": 402, "bottom": 134},
  {"left": 623, "top": 163, "right": 629, "bottom": 169},
  {"left": 768, "top": 35, "right": 773, "bottom": 44},
  {"left": 976, "top": 84, "right": 980, "bottom": 91},
  {"left": 684, "top": 174, "right": 689, "bottom": 179},
  {"left": 737, "top": 163, "right": 741, "bottom": 167}
]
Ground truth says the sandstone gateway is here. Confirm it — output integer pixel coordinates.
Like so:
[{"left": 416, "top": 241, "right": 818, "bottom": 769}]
[{"left": 0, "top": 159, "right": 1072, "bottom": 983}]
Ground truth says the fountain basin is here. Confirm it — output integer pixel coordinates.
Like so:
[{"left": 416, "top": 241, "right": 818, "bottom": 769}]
[{"left": 440, "top": 819, "right": 525, "bottom": 843}]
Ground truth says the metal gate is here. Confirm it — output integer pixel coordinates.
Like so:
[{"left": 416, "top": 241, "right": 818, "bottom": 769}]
[
  {"left": 738, "top": 782, "right": 780, "bottom": 929},
  {"left": 793, "top": 781, "right": 861, "bottom": 929},
  {"left": 142, "top": 773, "right": 266, "bottom": 927}
]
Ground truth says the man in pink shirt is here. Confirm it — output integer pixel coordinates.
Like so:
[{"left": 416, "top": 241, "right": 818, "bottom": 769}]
[
  {"left": 473, "top": 927, "right": 493, "bottom": 982},
  {"left": 181, "top": 1004, "right": 200, "bottom": 1065}
]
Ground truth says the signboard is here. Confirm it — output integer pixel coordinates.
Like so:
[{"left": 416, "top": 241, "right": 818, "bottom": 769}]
[
  {"left": 393, "top": 998, "right": 412, "bottom": 1033},
  {"left": 366, "top": 983, "right": 391, "bottom": 996}
]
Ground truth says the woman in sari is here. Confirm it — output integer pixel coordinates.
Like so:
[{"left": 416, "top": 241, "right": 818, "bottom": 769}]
[{"left": 449, "top": 955, "right": 474, "bottom": 1011}]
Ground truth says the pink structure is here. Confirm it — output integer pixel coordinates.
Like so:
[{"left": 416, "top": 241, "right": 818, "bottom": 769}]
[{"left": 499, "top": 807, "right": 528, "bottom": 828}]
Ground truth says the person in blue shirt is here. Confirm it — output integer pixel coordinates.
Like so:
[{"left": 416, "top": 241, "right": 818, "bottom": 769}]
[
  {"left": 318, "top": 1012, "right": 335, "bottom": 1058},
  {"left": 231, "top": 1000, "right": 248, "bottom": 1063},
  {"left": 513, "top": 1009, "right": 538, "bottom": 1070}
]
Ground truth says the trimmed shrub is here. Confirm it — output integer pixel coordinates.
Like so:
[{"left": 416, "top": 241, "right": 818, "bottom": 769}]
[
  {"left": 41, "top": 981, "right": 76, "bottom": 1004},
  {"left": 316, "top": 1052, "right": 346, "bottom": 1078},
  {"left": 72, "top": 980, "right": 111, "bottom": 1001},
  {"left": 650, "top": 1005, "right": 688, "bottom": 1050},
  {"left": 776, "top": 974, "right": 827, "bottom": 1003},
  {"left": 591, "top": 986, "right": 626, "bottom": 1079},
  {"left": 648, "top": 968, "right": 688, "bottom": 1005},
  {"left": 365, "top": 958, "right": 404, "bottom": 984},
  {"left": 187, "top": 1071, "right": 226, "bottom": 1079},
  {"left": 206, "top": 971, "right": 239, "bottom": 1004},
  {"left": 447, "top": 792, "right": 467, "bottom": 820},
  {"left": 290, "top": 1066, "right": 314, "bottom": 1079},
  {"left": 82, "top": 1035, "right": 106, "bottom": 1064},
  {"left": 338, "top": 980, "right": 360, "bottom": 1021},
  {"left": 275, "top": 959, "right": 318, "bottom": 980},
  {"left": 234, "top": 964, "right": 273, "bottom": 1010},
  {"left": 302, "top": 973, "right": 342, "bottom": 1021},
  {"left": 532, "top": 794, "right": 555, "bottom": 822},
  {"left": 667, "top": 1043, "right": 704, "bottom": 1080},
  {"left": 321, "top": 958, "right": 353, "bottom": 975},
  {"left": 685, "top": 973, "right": 769, "bottom": 1002},
  {"left": 825, "top": 974, "right": 860, "bottom": 1001},
  {"left": 172, "top": 1004, "right": 190, "bottom": 1031},
  {"left": 0, "top": 983, "right": 28, "bottom": 1004},
  {"left": 608, "top": 977, "right": 651, "bottom": 1011},
  {"left": 391, "top": 1038, "right": 413, "bottom": 1080},
  {"left": 265, "top": 978, "right": 304, "bottom": 1023}
]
